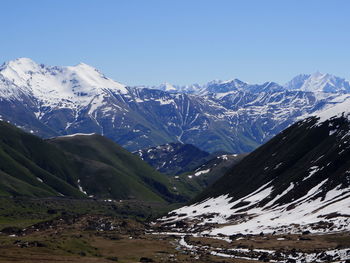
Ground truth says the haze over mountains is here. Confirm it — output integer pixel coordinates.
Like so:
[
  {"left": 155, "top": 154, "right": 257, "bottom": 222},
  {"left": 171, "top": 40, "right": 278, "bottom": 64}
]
[{"left": 1, "top": 58, "right": 350, "bottom": 154}]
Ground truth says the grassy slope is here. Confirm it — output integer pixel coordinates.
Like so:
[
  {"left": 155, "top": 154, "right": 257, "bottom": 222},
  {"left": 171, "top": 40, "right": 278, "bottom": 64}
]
[
  {"left": 0, "top": 121, "right": 185, "bottom": 203},
  {"left": 0, "top": 121, "right": 84, "bottom": 197},
  {"left": 49, "top": 134, "right": 184, "bottom": 203},
  {"left": 0, "top": 171, "right": 54, "bottom": 197}
]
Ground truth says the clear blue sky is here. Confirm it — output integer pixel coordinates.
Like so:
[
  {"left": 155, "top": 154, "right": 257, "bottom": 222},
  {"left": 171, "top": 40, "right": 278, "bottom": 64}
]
[{"left": 1, "top": 0, "right": 350, "bottom": 85}]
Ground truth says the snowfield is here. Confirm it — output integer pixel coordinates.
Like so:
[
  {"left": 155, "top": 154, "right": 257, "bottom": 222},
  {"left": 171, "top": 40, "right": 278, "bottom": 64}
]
[{"left": 162, "top": 180, "right": 350, "bottom": 235}]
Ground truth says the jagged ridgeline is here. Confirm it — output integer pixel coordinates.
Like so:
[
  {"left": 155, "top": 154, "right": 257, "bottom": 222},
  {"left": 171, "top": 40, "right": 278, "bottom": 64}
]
[{"left": 0, "top": 121, "right": 184, "bottom": 202}]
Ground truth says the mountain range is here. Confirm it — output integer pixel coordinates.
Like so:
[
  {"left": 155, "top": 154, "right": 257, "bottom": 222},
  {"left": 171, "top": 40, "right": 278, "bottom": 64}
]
[
  {"left": 2, "top": 58, "right": 350, "bottom": 154},
  {"left": 150, "top": 72, "right": 350, "bottom": 95}
]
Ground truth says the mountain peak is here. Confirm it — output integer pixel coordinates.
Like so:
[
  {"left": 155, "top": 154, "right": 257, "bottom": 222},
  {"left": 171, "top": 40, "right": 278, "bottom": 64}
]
[
  {"left": 311, "top": 70, "right": 323, "bottom": 76},
  {"left": 309, "top": 71, "right": 332, "bottom": 80},
  {"left": 161, "top": 82, "right": 177, "bottom": 91},
  {"left": 206, "top": 78, "right": 244, "bottom": 86},
  {"left": 205, "top": 78, "right": 248, "bottom": 94},
  {"left": 1, "top": 57, "right": 40, "bottom": 73},
  {"left": 11, "top": 57, "right": 37, "bottom": 65},
  {"left": 286, "top": 72, "right": 350, "bottom": 93},
  {"left": 0, "top": 58, "right": 128, "bottom": 106},
  {"left": 73, "top": 62, "right": 98, "bottom": 71}
]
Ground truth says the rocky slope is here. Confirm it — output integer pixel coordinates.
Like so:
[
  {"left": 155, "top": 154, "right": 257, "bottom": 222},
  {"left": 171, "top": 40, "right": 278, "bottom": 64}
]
[
  {"left": 171, "top": 153, "right": 246, "bottom": 199},
  {"left": 160, "top": 100, "right": 350, "bottom": 235},
  {"left": 133, "top": 143, "right": 213, "bottom": 175}
]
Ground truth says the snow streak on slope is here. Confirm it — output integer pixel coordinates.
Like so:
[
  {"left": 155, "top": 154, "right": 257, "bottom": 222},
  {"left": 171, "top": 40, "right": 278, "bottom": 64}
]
[
  {"left": 159, "top": 112, "right": 350, "bottom": 236},
  {"left": 161, "top": 180, "right": 350, "bottom": 235},
  {"left": 312, "top": 94, "right": 350, "bottom": 123}
]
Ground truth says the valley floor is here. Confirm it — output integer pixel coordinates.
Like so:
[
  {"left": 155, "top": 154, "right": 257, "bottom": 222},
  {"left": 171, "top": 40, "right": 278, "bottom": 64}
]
[{"left": 0, "top": 202, "right": 349, "bottom": 263}]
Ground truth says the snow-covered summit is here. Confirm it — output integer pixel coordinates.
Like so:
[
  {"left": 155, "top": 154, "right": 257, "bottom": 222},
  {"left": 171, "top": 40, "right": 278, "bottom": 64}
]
[
  {"left": 159, "top": 82, "right": 177, "bottom": 92},
  {"left": 0, "top": 57, "right": 41, "bottom": 74},
  {"left": 284, "top": 74, "right": 310, "bottom": 90},
  {"left": 148, "top": 82, "right": 204, "bottom": 94},
  {"left": 285, "top": 72, "right": 350, "bottom": 93},
  {"left": 0, "top": 58, "right": 127, "bottom": 108},
  {"left": 205, "top": 78, "right": 248, "bottom": 94},
  {"left": 146, "top": 78, "right": 248, "bottom": 95}
]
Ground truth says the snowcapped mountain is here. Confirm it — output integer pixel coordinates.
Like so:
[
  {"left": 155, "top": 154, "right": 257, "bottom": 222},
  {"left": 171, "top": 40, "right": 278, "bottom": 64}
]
[
  {"left": 0, "top": 58, "right": 128, "bottom": 106},
  {"left": 152, "top": 72, "right": 350, "bottom": 95},
  {"left": 146, "top": 78, "right": 248, "bottom": 95},
  {"left": 148, "top": 82, "right": 204, "bottom": 94},
  {"left": 285, "top": 72, "right": 350, "bottom": 93},
  {"left": 284, "top": 73, "right": 311, "bottom": 91},
  {"left": 150, "top": 72, "right": 350, "bottom": 96},
  {"left": 1, "top": 58, "right": 350, "bottom": 153},
  {"left": 159, "top": 105, "right": 350, "bottom": 235}
]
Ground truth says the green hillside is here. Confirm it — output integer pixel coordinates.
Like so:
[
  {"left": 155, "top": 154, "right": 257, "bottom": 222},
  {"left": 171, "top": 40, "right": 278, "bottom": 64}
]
[
  {"left": 0, "top": 121, "right": 85, "bottom": 197},
  {"left": 48, "top": 134, "right": 184, "bottom": 202},
  {"left": 0, "top": 121, "right": 184, "bottom": 203}
]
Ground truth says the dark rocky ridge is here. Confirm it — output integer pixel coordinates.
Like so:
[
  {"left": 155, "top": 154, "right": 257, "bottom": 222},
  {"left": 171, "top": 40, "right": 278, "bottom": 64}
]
[{"left": 133, "top": 142, "right": 213, "bottom": 175}]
